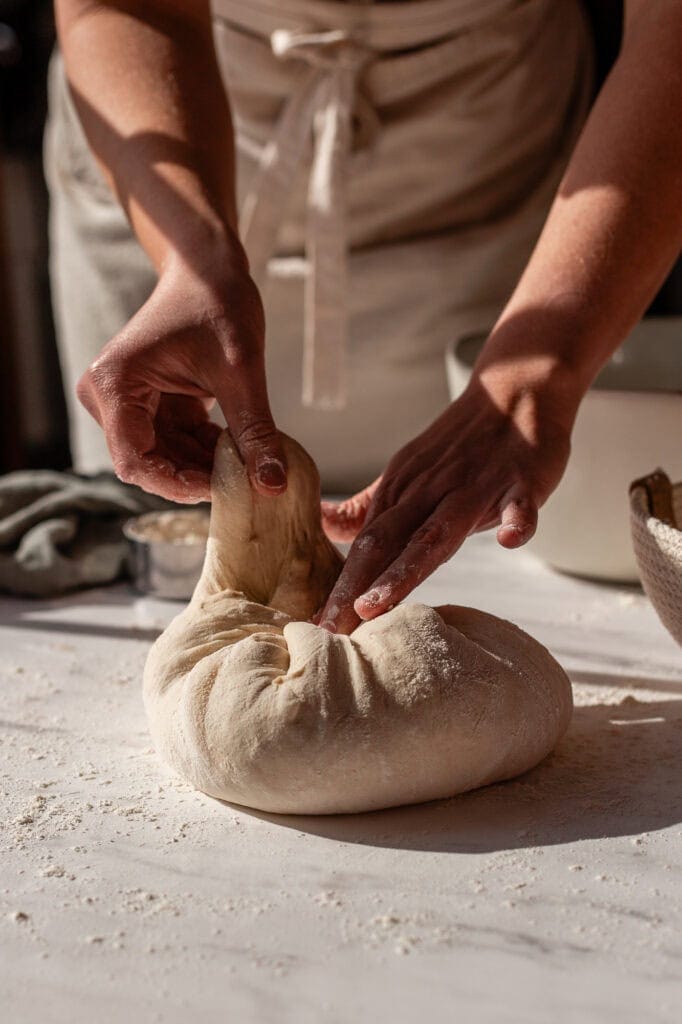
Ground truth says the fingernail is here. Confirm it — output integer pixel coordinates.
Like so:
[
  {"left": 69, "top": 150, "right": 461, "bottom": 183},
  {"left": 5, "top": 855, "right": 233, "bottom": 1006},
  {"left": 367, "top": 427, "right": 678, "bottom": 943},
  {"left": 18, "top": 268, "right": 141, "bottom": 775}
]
[
  {"left": 357, "top": 589, "right": 381, "bottom": 609},
  {"left": 501, "top": 523, "right": 532, "bottom": 542},
  {"left": 318, "top": 619, "right": 338, "bottom": 634},
  {"left": 256, "top": 460, "right": 286, "bottom": 490}
]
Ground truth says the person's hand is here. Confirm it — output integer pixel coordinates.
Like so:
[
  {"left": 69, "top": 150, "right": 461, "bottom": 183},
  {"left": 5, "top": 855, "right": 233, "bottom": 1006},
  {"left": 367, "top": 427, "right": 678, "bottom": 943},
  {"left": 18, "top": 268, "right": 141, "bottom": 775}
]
[
  {"left": 318, "top": 373, "right": 576, "bottom": 634},
  {"left": 77, "top": 258, "right": 286, "bottom": 503}
]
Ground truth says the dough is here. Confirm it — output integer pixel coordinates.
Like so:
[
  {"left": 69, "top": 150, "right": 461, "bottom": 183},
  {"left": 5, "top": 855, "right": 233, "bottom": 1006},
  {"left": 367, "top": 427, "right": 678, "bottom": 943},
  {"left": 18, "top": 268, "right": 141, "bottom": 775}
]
[{"left": 143, "top": 432, "right": 572, "bottom": 815}]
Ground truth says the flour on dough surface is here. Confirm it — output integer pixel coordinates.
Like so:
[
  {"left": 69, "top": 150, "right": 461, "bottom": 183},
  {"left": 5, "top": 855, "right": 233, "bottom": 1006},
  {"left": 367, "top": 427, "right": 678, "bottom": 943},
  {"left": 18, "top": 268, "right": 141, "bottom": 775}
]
[{"left": 143, "top": 432, "right": 572, "bottom": 815}]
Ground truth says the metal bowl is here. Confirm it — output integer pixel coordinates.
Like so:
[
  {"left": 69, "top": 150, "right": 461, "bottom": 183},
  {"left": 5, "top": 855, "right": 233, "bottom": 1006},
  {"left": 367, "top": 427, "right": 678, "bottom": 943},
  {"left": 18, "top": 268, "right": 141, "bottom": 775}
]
[{"left": 122, "top": 509, "right": 210, "bottom": 600}]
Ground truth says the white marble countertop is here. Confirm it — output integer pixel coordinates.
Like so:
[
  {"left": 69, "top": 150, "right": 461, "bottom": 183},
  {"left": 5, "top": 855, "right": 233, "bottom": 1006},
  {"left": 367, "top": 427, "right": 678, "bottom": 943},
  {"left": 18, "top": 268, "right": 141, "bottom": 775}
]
[{"left": 2, "top": 533, "right": 682, "bottom": 1023}]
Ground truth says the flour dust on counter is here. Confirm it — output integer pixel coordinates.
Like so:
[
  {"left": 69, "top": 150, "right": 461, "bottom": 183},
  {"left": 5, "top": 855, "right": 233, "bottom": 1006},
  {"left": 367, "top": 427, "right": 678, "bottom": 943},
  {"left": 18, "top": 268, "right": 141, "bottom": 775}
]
[{"left": 2, "top": 530, "right": 682, "bottom": 1023}]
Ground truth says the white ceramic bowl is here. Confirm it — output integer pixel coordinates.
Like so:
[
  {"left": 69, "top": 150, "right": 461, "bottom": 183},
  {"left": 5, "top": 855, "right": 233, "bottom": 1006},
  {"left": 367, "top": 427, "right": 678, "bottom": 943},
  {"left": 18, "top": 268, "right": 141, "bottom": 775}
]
[{"left": 446, "top": 318, "right": 682, "bottom": 582}]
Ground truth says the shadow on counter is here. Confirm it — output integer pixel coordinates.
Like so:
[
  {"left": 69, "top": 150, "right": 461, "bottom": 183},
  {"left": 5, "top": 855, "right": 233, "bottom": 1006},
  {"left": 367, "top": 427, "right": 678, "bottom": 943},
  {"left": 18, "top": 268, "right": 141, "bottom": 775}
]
[{"left": 234, "top": 682, "right": 682, "bottom": 854}]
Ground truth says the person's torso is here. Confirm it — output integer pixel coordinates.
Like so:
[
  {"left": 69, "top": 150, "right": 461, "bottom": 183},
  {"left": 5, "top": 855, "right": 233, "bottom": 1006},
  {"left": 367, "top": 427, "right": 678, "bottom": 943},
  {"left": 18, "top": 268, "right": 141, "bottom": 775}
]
[{"left": 212, "top": 0, "right": 593, "bottom": 255}]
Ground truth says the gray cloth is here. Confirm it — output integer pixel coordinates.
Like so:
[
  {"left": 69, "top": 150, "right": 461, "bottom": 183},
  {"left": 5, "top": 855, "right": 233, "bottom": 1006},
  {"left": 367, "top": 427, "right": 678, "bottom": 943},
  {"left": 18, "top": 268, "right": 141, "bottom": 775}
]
[{"left": 0, "top": 470, "right": 174, "bottom": 598}]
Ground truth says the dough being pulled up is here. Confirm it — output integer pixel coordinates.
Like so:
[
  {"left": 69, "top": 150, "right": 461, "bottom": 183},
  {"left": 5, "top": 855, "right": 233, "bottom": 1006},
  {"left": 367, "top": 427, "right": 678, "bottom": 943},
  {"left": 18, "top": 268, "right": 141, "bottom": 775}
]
[{"left": 143, "top": 432, "right": 572, "bottom": 815}]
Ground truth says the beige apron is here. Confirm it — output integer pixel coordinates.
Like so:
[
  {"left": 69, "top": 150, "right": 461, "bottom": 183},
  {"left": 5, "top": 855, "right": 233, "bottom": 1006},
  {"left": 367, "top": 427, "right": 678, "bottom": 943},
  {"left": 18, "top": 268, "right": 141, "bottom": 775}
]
[
  {"left": 46, "top": 0, "right": 593, "bottom": 490},
  {"left": 212, "top": 0, "right": 594, "bottom": 488}
]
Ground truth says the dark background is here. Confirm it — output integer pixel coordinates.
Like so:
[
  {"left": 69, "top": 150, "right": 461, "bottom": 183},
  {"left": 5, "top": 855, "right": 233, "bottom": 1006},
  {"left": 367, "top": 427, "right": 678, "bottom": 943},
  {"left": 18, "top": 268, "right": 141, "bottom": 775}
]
[
  {"left": 1, "top": 0, "right": 68, "bottom": 473},
  {"left": 0, "top": 1, "right": 679, "bottom": 476}
]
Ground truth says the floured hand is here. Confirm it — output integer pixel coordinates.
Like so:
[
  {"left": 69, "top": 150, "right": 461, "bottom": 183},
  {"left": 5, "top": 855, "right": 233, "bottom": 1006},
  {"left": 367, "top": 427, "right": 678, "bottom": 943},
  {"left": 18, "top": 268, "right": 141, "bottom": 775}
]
[{"left": 319, "top": 376, "right": 572, "bottom": 634}]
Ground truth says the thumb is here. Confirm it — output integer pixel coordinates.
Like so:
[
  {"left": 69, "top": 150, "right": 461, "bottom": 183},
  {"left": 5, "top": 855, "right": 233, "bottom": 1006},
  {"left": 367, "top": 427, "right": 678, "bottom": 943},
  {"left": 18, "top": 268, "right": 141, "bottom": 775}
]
[
  {"left": 321, "top": 478, "right": 381, "bottom": 542},
  {"left": 215, "top": 363, "right": 287, "bottom": 496}
]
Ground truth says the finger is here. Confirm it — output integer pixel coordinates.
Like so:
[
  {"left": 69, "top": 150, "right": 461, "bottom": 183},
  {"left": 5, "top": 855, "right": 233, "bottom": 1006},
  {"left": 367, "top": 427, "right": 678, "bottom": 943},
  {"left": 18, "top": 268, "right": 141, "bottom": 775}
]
[
  {"left": 103, "top": 403, "right": 210, "bottom": 503},
  {"left": 123, "top": 455, "right": 211, "bottom": 504},
  {"left": 141, "top": 395, "right": 216, "bottom": 496},
  {"left": 353, "top": 499, "right": 476, "bottom": 621},
  {"left": 157, "top": 398, "right": 221, "bottom": 466},
  {"left": 318, "top": 505, "right": 420, "bottom": 635},
  {"left": 496, "top": 489, "right": 538, "bottom": 549},
  {"left": 321, "top": 478, "right": 381, "bottom": 543},
  {"left": 156, "top": 427, "right": 215, "bottom": 474},
  {"left": 76, "top": 370, "right": 104, "bottom": 427},
  {"left": 215, "top": 371, "right": 287, "bottom": 496}
]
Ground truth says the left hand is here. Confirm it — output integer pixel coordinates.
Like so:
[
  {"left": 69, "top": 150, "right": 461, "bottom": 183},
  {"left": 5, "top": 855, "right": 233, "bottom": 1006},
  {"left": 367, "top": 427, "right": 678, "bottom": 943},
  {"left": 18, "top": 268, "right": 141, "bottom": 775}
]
[
  {"left": 77, "top": 259, "right": 286, "bottom": 504},
  {"left": 318, "top": 375, "right": 574, "bottom": 634}
]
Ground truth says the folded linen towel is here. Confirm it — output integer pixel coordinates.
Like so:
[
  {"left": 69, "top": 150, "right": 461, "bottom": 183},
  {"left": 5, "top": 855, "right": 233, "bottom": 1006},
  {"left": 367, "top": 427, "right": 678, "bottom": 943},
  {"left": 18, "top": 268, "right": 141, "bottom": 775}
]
[{"left": 0, "top": 470, "right": 175, "bottom": 597}]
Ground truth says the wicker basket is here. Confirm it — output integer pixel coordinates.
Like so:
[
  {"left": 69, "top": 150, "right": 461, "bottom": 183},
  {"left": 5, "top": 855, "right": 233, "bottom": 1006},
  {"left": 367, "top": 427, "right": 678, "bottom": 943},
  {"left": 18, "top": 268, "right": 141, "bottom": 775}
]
[{"left": 630, "top": 470, "right": 682, "bottom": 646}]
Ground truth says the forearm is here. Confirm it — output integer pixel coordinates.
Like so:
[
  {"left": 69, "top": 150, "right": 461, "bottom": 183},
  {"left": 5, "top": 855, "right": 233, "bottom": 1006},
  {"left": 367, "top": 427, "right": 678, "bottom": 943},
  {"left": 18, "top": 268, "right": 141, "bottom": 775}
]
[
  {"left": 55, "top": 0, "right": 246, "bottom": 278},
  {"left": 477, "top": 0, "right": 682, "bottom": 418}
]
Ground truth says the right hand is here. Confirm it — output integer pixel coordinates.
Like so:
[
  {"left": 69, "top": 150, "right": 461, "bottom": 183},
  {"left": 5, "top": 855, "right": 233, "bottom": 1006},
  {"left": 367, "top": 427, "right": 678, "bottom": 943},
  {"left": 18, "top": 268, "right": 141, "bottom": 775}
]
[
  {"left": 77, "top": 259, "right": 286, "bottom": 503},
  {"left": 316, "top": 372, "right": 574, "bottom": 634}
]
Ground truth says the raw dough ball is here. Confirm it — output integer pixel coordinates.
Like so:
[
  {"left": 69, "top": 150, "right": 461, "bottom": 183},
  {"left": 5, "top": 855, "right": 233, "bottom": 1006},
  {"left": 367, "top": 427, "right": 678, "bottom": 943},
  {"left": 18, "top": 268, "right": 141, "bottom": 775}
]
[{"left": 143, "top": 432, "right": 572, "bottom": 815}]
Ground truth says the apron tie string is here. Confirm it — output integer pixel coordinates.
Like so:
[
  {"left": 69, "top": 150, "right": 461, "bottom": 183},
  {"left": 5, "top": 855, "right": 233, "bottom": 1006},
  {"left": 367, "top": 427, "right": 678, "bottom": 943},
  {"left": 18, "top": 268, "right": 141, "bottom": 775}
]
[{"left": 239, "top": 27, "right": 372, "bottom": 410}]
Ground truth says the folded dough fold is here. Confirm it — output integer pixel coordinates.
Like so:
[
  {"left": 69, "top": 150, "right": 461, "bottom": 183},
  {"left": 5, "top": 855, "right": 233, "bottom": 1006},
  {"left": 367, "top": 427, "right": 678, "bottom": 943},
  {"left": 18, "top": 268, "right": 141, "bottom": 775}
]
[{"left": 143, "top": 432, "right": 572, "bottom": 814}]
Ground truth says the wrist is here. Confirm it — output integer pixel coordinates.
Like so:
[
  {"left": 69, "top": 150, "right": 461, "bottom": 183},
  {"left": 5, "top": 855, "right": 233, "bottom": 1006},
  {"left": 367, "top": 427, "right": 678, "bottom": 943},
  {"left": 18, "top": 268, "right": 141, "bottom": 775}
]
[
  {"left": 160, "top": 221, "right": 251, "bottom": 289},
  {"left": 466, "top": 355, "right": 583, "bottom": 450},
  {"left": 469, "top": 324, "right": 595, "bottom": 432},
  {"left": 153, "top": 229, "right": 265, "bottom": 355}
]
